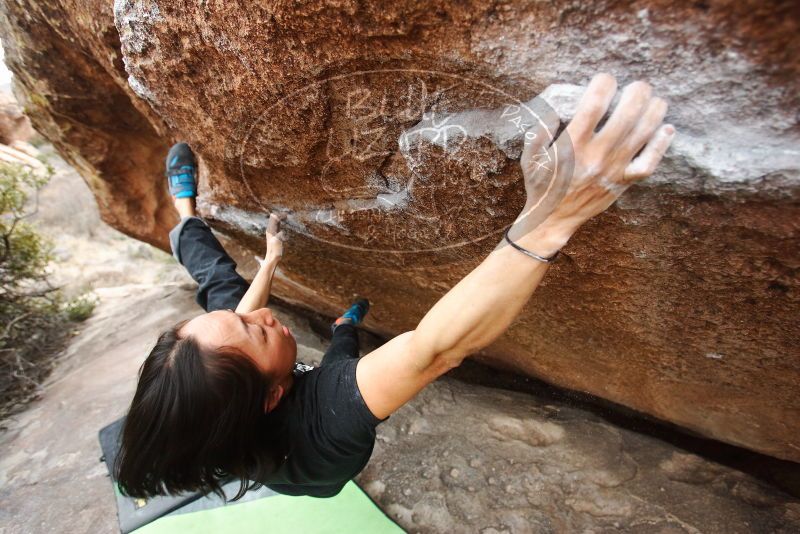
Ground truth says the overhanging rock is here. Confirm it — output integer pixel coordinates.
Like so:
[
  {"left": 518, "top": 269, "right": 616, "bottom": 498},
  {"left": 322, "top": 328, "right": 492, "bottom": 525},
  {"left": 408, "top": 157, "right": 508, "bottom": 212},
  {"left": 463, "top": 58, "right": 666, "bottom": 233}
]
[{"left": 0, "top": 0, "right": 797, "bottom": 461}]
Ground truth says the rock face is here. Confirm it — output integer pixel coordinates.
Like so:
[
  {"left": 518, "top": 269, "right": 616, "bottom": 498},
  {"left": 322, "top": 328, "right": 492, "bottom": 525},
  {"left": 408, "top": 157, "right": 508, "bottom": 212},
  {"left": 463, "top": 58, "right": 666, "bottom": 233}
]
[
  {"left": 361, "top": 368, "right": 800, "bottom": 533},
  {"left": 0, "top": 91, "right": 34, "bottom": 144},
  {"left": 0, "top": 1, "right": 798, "bottom": 461}
]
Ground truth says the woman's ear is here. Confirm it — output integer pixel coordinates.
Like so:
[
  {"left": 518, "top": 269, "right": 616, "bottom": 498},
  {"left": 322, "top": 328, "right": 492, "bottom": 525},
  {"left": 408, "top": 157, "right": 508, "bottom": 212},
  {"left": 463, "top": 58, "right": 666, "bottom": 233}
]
[{"left": 264, "top": 384, "right": 285, "bottom": 413}]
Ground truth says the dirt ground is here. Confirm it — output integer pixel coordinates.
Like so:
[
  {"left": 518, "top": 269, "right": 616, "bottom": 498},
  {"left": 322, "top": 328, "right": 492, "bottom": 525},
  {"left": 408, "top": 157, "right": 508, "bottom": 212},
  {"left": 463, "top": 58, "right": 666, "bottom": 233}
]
[{"left": 0, "top": 151, "right": 798, "bottom": 533}]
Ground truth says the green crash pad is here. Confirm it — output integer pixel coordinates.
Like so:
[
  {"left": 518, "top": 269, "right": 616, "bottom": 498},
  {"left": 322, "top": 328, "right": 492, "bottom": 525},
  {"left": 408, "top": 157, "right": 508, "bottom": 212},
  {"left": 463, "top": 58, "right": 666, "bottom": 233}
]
[
  {"left": 135, "top": 480, "right": 404, "bottom": 534},
  {"left": 100, "top": 417, "right": 403, "bottom": 534}
]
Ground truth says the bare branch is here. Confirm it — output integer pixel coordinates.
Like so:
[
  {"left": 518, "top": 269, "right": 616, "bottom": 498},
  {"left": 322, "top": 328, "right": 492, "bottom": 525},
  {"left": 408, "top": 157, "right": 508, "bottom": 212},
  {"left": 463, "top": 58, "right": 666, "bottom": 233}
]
[{"left": 0, "top": 312, "right": 32, "bottom": 342}]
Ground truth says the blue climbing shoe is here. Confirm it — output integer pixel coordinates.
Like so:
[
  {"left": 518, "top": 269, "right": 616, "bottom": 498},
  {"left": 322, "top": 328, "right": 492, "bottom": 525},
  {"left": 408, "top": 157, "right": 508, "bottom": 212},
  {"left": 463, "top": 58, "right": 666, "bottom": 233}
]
[
  {"left": 166, "top": 142, "right": 197, "bottom": 199},
  {"left": 332, "top": 298, "right": 370, "bottom": 333}
]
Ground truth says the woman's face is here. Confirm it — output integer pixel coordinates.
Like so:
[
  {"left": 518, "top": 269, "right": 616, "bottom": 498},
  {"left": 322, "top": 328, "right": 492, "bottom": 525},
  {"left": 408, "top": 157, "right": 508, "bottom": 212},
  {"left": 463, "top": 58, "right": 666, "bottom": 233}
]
[{"left": 179, "top": 308, "right": 297, "bottom": 379}]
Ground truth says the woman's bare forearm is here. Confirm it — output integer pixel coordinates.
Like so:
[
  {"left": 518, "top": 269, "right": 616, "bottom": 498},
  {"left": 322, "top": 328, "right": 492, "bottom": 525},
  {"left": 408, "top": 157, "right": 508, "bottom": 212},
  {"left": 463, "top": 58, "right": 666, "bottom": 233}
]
[
  {"left": 235, "top": 258, "right": 279, "bottom": 314},
  {"left": 408, "top": 220, "right": 571, "bottom": 369},
  {"left": 236, "top": 213, "right": 286, "bottom": 314}
]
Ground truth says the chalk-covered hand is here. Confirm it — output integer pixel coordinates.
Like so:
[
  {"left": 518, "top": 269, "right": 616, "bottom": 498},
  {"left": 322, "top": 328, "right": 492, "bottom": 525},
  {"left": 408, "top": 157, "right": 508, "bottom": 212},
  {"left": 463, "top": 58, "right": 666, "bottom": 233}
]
[
  {"left": 263, "top": 213, "right": 286, "bottom": 264},
  {"left": 513, "top": 73, "right": 675, "bottom": 256}
]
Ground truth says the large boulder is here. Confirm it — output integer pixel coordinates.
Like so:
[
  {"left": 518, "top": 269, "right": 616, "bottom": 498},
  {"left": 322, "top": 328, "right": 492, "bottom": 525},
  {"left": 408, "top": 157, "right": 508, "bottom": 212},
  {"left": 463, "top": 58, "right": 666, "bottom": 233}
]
[{"left": 0, "top": 1, "right": 797, "bottom": 461}]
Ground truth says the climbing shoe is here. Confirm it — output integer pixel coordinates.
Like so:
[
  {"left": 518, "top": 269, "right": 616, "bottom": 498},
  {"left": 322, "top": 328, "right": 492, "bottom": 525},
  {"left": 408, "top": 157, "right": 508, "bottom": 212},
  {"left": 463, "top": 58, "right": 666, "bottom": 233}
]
[
  {"left": 166, "top": 142, "right": 197, "bottom": 199},
  {"left": 332, "top": 298, "right": 370, "bottom": 333}
]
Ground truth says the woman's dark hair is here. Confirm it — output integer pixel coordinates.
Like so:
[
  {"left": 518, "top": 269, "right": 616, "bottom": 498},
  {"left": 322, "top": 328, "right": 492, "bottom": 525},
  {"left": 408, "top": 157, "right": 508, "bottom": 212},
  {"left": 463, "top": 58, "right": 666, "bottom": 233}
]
[{"left": 115, "top": 321, "right": 285, "bottom": 500}]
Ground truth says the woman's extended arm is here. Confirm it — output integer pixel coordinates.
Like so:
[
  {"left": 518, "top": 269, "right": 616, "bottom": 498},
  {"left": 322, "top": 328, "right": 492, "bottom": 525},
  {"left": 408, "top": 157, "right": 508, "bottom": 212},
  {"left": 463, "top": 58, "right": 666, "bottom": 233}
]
[
  {"left": 356, "top": 73, "right": 676, "bottom": 419},
  {"left": 235, "top": 214, "right": 285, "bottom": 314}
]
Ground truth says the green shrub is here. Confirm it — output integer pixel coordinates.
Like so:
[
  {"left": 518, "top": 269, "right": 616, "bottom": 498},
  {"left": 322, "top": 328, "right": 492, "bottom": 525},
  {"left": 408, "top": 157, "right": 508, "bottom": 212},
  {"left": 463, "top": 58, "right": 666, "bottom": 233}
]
[
  {"left": 63, "top": 292, "right": 98, "bottom": 322},
  {"left": 0, "top": 161, "right": 69, "bottom": 420}
]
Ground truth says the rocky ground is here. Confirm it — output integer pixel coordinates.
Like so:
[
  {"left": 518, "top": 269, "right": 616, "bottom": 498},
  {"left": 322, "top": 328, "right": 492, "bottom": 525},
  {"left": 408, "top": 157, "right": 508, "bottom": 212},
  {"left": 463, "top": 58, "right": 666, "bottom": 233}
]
[{"left": 0, "top": 153, "right": 798, "bottom": 533}]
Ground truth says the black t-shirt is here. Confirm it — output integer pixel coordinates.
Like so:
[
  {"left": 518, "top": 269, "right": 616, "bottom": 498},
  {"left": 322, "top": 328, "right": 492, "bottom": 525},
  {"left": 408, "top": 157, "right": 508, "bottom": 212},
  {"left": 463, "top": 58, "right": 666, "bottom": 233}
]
[{"left": 258, "top": 358, "right": 386, "bottom": 497}]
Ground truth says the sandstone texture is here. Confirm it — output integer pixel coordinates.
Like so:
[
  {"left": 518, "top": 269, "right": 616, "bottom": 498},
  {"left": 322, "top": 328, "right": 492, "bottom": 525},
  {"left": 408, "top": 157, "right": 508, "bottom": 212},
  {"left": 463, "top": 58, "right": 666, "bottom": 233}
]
[{"left": 0, "top": 1, "right": 798, "bottom": 461}]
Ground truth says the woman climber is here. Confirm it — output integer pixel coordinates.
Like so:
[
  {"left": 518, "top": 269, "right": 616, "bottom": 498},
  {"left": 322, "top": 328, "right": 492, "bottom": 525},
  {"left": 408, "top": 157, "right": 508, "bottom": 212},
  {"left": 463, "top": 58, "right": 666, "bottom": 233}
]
[{"left": 116, "top": 73, "right": 675, "bottom": 499}]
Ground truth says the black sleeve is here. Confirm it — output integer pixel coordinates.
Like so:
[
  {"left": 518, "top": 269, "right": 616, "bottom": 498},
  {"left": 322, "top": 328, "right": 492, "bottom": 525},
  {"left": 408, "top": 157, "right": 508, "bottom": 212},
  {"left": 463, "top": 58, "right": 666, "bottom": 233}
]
[{"left": 312, "top": 359, "right": 388, "bottom": 455}]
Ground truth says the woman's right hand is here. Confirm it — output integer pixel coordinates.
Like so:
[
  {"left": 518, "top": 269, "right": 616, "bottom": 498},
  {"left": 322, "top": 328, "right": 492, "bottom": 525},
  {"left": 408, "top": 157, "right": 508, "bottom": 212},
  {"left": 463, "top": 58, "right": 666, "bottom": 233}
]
[
  {"left": 264, "top": 213, "right": 286, "bottom": 264},
  {"left": 512, "top": 73, "right": 675, "bottom": 254}
]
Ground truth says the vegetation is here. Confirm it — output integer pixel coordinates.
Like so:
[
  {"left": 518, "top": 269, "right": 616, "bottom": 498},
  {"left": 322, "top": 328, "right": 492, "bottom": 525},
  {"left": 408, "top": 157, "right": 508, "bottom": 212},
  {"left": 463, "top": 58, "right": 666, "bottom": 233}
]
[
  {"left": 62, "top": 292, "right": 98, "bottom": 322},
  {"left": 0, "top": 161, "right": 93, "bottom": 420}
]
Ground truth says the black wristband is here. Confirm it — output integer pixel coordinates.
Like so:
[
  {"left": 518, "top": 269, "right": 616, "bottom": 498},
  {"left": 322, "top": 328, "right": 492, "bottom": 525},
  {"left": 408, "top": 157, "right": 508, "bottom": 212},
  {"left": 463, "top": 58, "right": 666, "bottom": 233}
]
[{"left": 503, "top": 227, "right": 560, "bottom": 263}]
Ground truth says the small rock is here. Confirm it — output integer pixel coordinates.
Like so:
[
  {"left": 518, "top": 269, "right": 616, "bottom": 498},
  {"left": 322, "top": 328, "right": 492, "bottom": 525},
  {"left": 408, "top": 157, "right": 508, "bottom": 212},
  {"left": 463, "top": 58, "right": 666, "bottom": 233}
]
[{"left": 363, "top": 480, "right": 386, "bottom": 497}]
